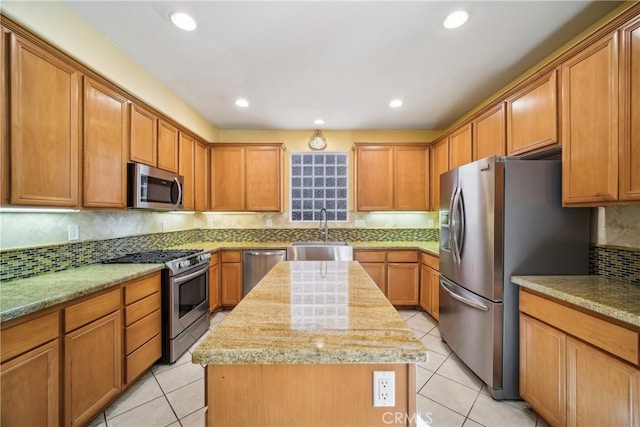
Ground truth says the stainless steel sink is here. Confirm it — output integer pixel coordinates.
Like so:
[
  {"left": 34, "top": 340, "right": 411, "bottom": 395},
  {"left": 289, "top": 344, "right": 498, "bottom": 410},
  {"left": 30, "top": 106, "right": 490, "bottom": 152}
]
[{"left": 287, "top": 242, "right": 353, "bottom": 261}]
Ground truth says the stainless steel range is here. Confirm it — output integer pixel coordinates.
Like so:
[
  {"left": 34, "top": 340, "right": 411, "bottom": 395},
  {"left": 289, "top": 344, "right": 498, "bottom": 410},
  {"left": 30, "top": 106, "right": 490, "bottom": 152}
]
[{"left": 103, "top": 249, "right": 211, "bottom": 363}]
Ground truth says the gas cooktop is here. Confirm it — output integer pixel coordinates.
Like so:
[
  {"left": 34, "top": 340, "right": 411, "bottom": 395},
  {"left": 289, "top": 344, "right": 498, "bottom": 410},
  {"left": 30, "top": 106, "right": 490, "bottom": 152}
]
[{"left": 102, "top": 249, "right": 203, "bottom": 264}]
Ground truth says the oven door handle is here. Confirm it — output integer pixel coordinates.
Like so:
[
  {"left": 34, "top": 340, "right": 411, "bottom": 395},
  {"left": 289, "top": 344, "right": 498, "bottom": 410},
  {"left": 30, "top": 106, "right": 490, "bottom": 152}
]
[{"left": 173, "top": 265, "right": 208, "bottom": 285}]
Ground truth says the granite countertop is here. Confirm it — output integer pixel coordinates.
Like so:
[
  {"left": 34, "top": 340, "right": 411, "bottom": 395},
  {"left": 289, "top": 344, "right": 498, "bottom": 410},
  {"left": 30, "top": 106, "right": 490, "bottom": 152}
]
[
  {"left": 0, "top": 264, "right": 163, "bottom": 322},
  {"left": 512, "top": 275, "right": 640, "bottom": 328},
  {"left": 192, "top": 261, "right": 428, "bottom": 365}
]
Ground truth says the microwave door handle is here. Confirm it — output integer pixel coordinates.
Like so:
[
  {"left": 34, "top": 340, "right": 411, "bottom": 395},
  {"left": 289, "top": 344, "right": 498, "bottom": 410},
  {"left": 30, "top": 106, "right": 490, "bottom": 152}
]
[{"left": 171, "top": 177, "right": 182, "bottom": 209}]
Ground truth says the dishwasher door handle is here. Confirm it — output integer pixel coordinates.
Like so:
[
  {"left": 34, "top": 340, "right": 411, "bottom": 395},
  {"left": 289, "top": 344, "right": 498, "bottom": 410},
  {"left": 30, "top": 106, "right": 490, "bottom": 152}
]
[{"left": 244, "top": 251, "right": 285, "bottom": 257}]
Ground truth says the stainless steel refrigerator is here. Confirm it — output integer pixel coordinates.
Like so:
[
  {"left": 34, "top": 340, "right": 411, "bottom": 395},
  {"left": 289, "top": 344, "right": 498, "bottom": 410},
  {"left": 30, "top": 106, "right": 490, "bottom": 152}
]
[{"left": 438, "top": 156, "right": 590, "bottom": 400}]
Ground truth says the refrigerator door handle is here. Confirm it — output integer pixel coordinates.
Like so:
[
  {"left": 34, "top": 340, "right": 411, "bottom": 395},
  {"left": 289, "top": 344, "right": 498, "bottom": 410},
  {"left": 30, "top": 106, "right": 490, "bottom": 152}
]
[
  {"left": 449, "top": 187, "right": 460, "bottom": 264},
  {"left": 455, "top": 187, "right": 465, "bottom": 257},
  {"left": 440, "top": 279, "right": 489, "bottom": 312}
]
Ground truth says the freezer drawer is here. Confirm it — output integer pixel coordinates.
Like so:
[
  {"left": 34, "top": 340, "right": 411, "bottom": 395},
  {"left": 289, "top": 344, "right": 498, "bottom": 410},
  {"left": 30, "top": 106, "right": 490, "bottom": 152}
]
[{"left": 438, "top": 276, "right": 504, "bottom": 394}]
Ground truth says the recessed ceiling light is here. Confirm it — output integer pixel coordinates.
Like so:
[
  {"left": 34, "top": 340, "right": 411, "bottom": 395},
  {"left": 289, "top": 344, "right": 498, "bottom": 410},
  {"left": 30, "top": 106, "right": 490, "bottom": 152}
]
[
  {"left": 443, "top": 10, "right": 469, "bottom": 29},
  {"left": 235, "top": 98, "right": 250, "bottom": 108},
  {"left": 170, "top": 12, "right": 197, "bottom": 31},
  {"left": 314, "top": 118, "right": 325, "bottom": 125},
  {"left": 389, "top": 99, "right": 403, "bottom": 108}
]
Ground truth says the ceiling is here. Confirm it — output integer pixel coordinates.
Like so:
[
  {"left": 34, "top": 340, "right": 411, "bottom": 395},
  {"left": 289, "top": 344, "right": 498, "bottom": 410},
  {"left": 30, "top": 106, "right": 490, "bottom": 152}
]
[{"left": 65, "top": 1, "right": 621, "bottom": 131}]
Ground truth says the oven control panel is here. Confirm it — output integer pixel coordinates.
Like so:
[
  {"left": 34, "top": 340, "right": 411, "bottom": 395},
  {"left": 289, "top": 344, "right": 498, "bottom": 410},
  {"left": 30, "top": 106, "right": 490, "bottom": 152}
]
[{"left": 176, "top": 252, "right": 211, "bottom": 270}]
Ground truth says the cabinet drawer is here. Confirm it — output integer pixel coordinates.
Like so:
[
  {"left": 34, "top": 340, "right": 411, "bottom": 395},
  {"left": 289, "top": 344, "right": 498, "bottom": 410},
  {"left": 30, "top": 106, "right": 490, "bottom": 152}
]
[
  {"left": 124, "top": 272, "right": 161, "bottom": 305},
  {"left": 126, "top": 333, "right": 161, "bottom": 384},
  {"left": 210, "top": 252, "right": 219, "bottom": 266},
  {"left": 354, "top": 251, "right": 386, "bottom": 263},
  {"left": 519, "top": 290, "right": 639, "bottom": 365},
  {"left": 387, "top": 251, "right": 418, "bottom": 263},
  {"left": 65, "top": 289, "right": 120, "bottom": 333},
  {"left": 421, "top": 252, "right": 439, "bottom": 270},
  {"left": 125, "top": 292, "right": 160, "bottom": 326},
  {"left": 126, "top": 309, "right": 161, "bottom": 354},
  {"left": 221, "top": 251, "right": 241, "bottom": 263},
  {"left": 1, "top": 311, "right": 60, "bottom": 363}
]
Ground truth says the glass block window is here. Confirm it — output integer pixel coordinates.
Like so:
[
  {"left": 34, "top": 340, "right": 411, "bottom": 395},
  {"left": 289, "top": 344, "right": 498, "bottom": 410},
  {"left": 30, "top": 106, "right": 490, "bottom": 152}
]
[{"left": 290, "top": 152, "right": 348, "bottom": 222}]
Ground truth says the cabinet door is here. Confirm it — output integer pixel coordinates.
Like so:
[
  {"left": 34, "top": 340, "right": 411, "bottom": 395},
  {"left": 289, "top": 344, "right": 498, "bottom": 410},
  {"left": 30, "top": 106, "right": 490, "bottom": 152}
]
[
  {"left": 83, "top": 77, "right": 128, "bottom": 208},
  {"left": 221, "top": 262, "right": 242, "bottom": 307},
  {"left": 211, "top": 146, "right": 245, "bottom": 211},
  {"left": 430, "top": 139, "right": 449, "bottom": 211},
  {"left": 567, "top": 337, "right": 639, "bottom": 427},
  {"left": 507, "top": 70, "right": 558, "bottom": 156},
  {"left": 473, "top": 103, "right": 506, "bottom": 160},
  {"left": 1, "top": 340, "right": 59, "bottom": 427},
  {"left": 360, "top": 262, "right": 387, "bottom": 295},
  {"left": 178, "top": 132, "right": 195, "bottom": 210},
  {"left": 9, "top": 33, "right": 80, "bottom": 206},
  {"left": 430, "top": 268, "right": 439, "bottom": 320},
  {"left": 355, "top": 146, "right": 394, "bottom": 211},
  {"left": 395, "top": 146, "right": 429, "bottom": 211},
  {"left": 157, "top": 119, "right": 179, "bottom": 173},
  {"left": 65, "top": 311, "right": 122, "bottom": 427},
  {"left": 245, "top": 145, "right": 282, "bottom": 211},
  {"left": 562, "top": 33, "right": 619, "bottom": 204},
  {"left": 129, "top": 103, "right": 157, "bottom": 167},
  {"left": 419, "top": 264, "right": 433, "bottom": 313},
  {"left": 520, "top": 314, "right": 566, "bottom": 427},
  {"left": 209, "top": 262, "right": 220, "bottom": 312},
  {"left": 1, "top": 26, "right": 8, "bottom": 205},
  {"left": 194, "top": 141, "right": 209, "bottom": 211},
  {"left": 449, "top": 124, "right": 472, "bottom": 169},
  {"left": 387, "top": 263, "right": 419, "bottom": 306},
  {"left": 620, "top": 17, "right": 640, "bottom": 201}
]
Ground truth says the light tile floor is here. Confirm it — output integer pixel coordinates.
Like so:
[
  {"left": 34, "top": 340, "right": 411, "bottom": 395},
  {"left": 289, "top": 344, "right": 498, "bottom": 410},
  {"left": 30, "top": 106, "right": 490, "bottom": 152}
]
[{"left": 89, "top": 309, "right": 548, "bottom": 427}]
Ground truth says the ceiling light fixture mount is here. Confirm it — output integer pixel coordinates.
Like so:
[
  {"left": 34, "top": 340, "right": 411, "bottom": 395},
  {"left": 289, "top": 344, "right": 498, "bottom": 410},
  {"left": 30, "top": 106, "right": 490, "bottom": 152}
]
[
  {"left": 389, "top": 99, "right": 403, "bottom": 108},
  {"left": 170, "top": 12, "right": 197, "bottom": 31},
  {"left": 443, "top": 10, "right": 469, "bottom": 29},
  {"left": 235, "top": 98, "right": 250, "bottom": 108},
  {"left": 314, "top": 118, "right": 325, "bottom": 125},
  {"left": 309, "top": 129, "right": 327, "bottom": 150}
]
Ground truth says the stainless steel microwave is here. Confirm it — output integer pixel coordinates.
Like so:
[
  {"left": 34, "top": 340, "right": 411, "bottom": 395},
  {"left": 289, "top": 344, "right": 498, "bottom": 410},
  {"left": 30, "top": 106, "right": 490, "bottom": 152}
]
[{"left": 127, "top": 163, "right": 184, "bottom": 210}]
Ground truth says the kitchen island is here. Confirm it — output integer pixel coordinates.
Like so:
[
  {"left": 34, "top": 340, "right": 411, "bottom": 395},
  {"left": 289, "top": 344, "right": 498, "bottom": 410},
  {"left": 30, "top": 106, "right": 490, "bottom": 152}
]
[{"left": 192, "top": 261, "right": 428, "bottom": 426}]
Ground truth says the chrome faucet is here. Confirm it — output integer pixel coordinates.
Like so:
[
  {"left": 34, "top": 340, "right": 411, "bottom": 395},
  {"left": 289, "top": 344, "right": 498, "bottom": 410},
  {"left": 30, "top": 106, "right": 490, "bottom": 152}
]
[{"left": 319, "top": 208, "right": 329, "bottom": 242}]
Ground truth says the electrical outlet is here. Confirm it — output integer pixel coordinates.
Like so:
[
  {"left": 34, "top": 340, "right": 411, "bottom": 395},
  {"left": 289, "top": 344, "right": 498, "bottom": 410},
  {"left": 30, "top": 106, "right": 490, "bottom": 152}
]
[
  {"left": 161, "top": 220, "right": 168, "bottom": 231},
  {"left": 355, "top": 219, "right": 365, "bottom": 227},
  {"left": 266, "top": 218, "right": 273, "bottom": 227},
  {"left": 207, "top": 217, "right": 215, "bottom": 228},
  {"left": 68, "top": 224, "right": 79, "bottom": 241},
  {"left": 427, "top": 219, "right": 434, "bottom": 228},
  {"left": 373, "top": 371, "right": 395, "bottom": 407}
]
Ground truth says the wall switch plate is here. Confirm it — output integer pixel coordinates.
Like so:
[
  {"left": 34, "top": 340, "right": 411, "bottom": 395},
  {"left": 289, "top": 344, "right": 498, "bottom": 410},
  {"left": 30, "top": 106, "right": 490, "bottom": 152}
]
[
  {"left": 68, "top": 224, "right": 79, "bottom": 241},
  {"left": 373, "top": 371, "right": 395, "bottom": 407},
  {"left": 427, "top": 219, "right": 434, "bottom": 228},
  {"left": 207, "top": 217, "right": 215, "bottom": 228},
  {"left": 266, "top": 219, "right": 273, "bottom": 227},
  {"left": 161, "top": 220, "right": 168, "bottom": 231},
  {"left": 355, "top": 219, "right": 365, "bottom": 227}
]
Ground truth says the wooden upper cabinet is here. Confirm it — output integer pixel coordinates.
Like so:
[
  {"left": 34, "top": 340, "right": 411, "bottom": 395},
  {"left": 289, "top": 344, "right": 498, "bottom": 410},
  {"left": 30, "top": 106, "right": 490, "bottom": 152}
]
[
  {"left": 1, "top": 26, "right": 9, "bottom": 205},
  {"left": 129, "top": 104, "right": 157, "bottom": 167},
  {"left": 395, "top": 146, "right": 429, "bottom": 210},
  {"left": 210, "top": 146, "right": 245, "bottom": 211},
  {"left": 562, "top": 33, "right": 619, "bottom": 205},
  {"left": 507, "top": 70, "right": 558, "bottom": 156},
  {"left": 473, "top": 103, "right": 506, "bottom": 160},
  {"left": 8, "top": 33, "right": 80, "bottom": 207},
  {"left": 619, "top": 17, "right": 640, "bottom": 202},
  {"left": 431, "top": 139, "right": 449, "bottom": 211},
  {"left": 83, "top": 78, "right": 128, "bottom": 209},
  {"left": 178, "top": 132, "right": 195, "bottom": 211},
  {"left": 448, "top": 124, "right": 472, "bottom": 169},
  {"left": 355, "top": 146, "right": 394, "bottom": 211},
  {"left": 194, "top": 141, "right": 209, "bottom": 211},
  {"left": 245, "top": 145, "right": 283, "bottom": 212},
  {"left": 157, "top": 120, "right": 179, "bottom": 173}
]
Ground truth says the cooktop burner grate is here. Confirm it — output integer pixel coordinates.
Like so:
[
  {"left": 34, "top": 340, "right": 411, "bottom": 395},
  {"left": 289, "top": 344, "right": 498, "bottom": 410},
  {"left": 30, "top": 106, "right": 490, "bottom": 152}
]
[{"left": 102, "top": 249, "right": 202, "bottom": 264}]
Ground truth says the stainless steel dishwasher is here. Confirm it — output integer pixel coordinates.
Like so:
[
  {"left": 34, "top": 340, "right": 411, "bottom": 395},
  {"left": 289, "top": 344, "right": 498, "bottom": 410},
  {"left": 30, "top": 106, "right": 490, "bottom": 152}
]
[{"left": 242, "top": 249, "right": 287, "bottom": 296}]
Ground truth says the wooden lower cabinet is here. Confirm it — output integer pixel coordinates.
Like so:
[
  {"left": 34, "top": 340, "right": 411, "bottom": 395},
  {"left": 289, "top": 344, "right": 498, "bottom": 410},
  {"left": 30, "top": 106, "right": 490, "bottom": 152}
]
[
  {"left": 209, "top": 253, "right": 220, "bottom": 312},
  {"left": 419, "top": 252, "right": 440, "bottom": 320},
  {"left": 221, "top": 251, "right": 242, "bottom": 307},
  {"left": 354, "top": 250, "right": 386, "bottom": 294},
  {"left": 387, "top": 263, "right": 419, "bottom": 306}
]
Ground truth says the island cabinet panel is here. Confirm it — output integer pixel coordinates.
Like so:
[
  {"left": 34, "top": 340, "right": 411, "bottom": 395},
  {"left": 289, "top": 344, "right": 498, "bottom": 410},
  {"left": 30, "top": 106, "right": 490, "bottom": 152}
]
[
  {"left": 245, "top": 145, "right": 283, "bottom": 211},
  {"left": 562, "top": 33, "right": 619, "bottom": 205},
  {"left": 129, "top": 103, "right": 157, "bottom": 167},
  {"left": 506, "top": 69, "right": 558, "bottom": 156},
  {"left": 178, "top": 132, "right": 195, "bottom": 210},
  {"left": 0, "top": 310, "right": 60, "bottom": 427},
  {"left": 448, "top": 123, "right": 472, "bottom": 169},
  {"left": 210, "top": 146, "right": 245, "bottom": 211},
  {"left": 520, "top": 314, "right": 566, "bottom": 427},
  {"left": 209, "top": 252, "right": 220, "bottom": 312},
  {"left": 194, "top": 141, "right": 209, "bottom": 211},
  {"left": 473, "top": 103, "right": 506, "bottom": 160},
  {"left": 221, "top": 250, "right": 242, "bottom": 307},
  {"left": 83, "top": 77, "right": 128, "bottom": 209},
  {"left": 430, "top": 139, "right": 449, "bottom": 211},
  {"left": 619, "top": 17, "right": 640, "bottom": 202},
  {"left": 395, "top": 146, "right": 429, "bottom": 211},
  {"left": 355, "top": 145, "right": 394, "bottom": 211},
  {"left": 206, "top": 363, "right": 414, "bottom": 427},
  {"left": 157, "top": 119, "right": 179, "bottom": 173},
  {"left": 387, "top": 251, "right": 419, "bottom": 306},
  {"left": 64, "top": 290, "right": 122, "bottom": 427},
  {"left": 8, "top": 33, "right": 80, "bottom": 207}
]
